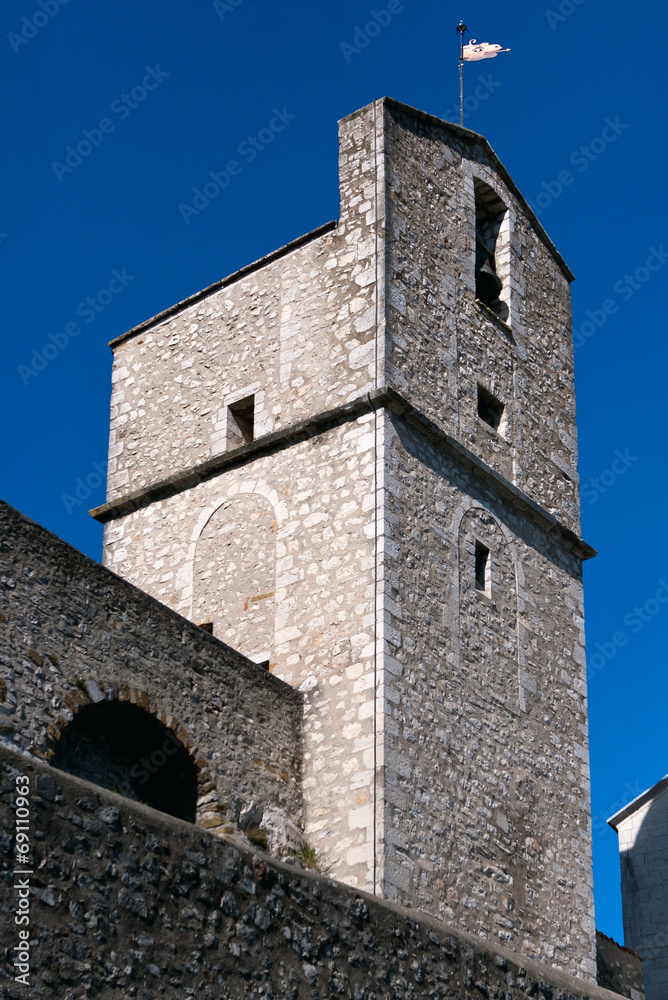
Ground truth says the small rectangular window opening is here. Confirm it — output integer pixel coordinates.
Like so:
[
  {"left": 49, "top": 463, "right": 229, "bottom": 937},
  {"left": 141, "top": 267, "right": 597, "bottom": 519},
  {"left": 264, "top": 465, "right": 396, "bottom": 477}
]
[
  {"left": 250, "top": 652, "right": 270, "bottom": 671},
  {"left": 227, "top": 395, "right": 255, "bottom": 450},
  {"left": 475, "top": 540, "right": 490, "bottom": 594},
  {"left": 477, "top": 385, "right": 505, "bottom": 434}
]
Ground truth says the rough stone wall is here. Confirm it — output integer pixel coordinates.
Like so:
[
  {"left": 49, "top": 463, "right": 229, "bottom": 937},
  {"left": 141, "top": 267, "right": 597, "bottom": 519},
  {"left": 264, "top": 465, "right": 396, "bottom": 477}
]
[
  {"left": 0, "top": 744, "right": 622, "bottom": 1000},
  {"left": 614, "top": 784, "right": 668, "bottom": 1000},
  {"left": 102, "top": 416, "right": 383, "bottom": 895},
  {"left": 379, "top": 412, "right": 595, "bottom": 980},
  {"left": 0, "top": 500, "right": 302, "bottom": 837},
  {"left": 105, "top": 102, "right": 384, "bottom": 502},
  {"left": 596, "top": 932, "right": 644, "bottom": 999},
  {"left": 382, "top": 101, "right": 580, "bottom": 534}
]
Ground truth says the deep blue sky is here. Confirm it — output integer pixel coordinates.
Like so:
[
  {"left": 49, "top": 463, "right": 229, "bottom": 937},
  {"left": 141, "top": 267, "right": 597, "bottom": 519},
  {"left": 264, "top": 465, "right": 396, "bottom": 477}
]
[{"left": 2, "top": 0, "right": 666, "bottom": 944}]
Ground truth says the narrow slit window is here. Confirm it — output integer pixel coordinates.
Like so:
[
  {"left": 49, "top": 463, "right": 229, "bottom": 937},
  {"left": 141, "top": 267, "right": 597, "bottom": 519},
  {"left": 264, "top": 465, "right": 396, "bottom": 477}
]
[
  {"left": 475, "top": 540, "right": 490, "bottom": 594},
  {"left": 477, "top": 385, "right": 505, "bottom": 433},
  {"left": 227, "top": 395, "right": 255, "bottom": 450}
]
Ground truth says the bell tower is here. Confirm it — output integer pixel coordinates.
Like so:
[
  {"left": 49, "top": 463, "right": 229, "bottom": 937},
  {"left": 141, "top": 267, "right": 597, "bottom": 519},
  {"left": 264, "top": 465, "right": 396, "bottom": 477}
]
[{"left": 93, "top": 97, "right": 597, "bottom": 981}]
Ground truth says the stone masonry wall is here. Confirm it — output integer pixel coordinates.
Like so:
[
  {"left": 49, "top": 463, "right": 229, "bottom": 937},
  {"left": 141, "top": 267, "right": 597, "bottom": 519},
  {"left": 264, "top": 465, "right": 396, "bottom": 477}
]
[
  {"left": 379, "top": 412, "right": 595, "bottom": 980},
  {"left": 102, "top": 415, "right": 383, "bottom": 896},
  {"left": 105, "top": 102, "right": 384, "bottom": 502},
  {"left": 382, "top": 101, "right": 581, "bottom": 534},
  {"left": 0, "top": 500, "right": 302, "bottom": 838},
  {"left": 0, "top": 744, "right": 623, "bottom": 1000},
  {"left": 596, "top": 932, "right": 644, "bottom": 999}
]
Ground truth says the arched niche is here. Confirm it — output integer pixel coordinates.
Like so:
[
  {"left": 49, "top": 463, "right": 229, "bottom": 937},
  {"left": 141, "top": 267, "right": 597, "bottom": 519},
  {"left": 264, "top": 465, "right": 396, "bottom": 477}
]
[
  {"left": 458, "top": 507, "right": 519, "bottom": 708},
  {"left": 192, "top": 494, "right": 277, "bottom": 660},
  {"left": 52, "top": 700, "right": 198, "bottom": 822}
]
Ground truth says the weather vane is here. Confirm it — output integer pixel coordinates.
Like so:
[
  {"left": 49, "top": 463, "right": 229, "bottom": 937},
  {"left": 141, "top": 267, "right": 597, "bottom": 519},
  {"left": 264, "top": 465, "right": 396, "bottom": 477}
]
[{"left": 456, "top": 21, "right": 510, "bottom": 126}]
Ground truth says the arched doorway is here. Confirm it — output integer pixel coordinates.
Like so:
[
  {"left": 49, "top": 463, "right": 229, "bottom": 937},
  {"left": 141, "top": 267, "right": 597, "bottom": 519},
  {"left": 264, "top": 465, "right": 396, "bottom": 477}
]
[{"left": 52, "top": 700, "right": 198, "bottom": 822}]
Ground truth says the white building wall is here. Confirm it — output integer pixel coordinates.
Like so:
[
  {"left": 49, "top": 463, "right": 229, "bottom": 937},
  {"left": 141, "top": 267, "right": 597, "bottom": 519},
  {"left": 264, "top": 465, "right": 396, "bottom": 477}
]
[{"left": 615, "top": 782, "right": 668, "bottom": 1000}]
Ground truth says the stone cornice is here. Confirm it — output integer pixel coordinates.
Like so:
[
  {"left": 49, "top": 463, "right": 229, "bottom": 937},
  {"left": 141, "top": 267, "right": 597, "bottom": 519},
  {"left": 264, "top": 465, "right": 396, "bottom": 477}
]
[{"left": 90, "top": 388, "right": 596, "bottom": 562}]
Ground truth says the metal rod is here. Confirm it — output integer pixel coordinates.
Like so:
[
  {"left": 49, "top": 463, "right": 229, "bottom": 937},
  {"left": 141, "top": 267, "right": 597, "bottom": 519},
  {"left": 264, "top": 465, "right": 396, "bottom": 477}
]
[{"left": 456, "top": 22, "right": 468, "bottom": 126}]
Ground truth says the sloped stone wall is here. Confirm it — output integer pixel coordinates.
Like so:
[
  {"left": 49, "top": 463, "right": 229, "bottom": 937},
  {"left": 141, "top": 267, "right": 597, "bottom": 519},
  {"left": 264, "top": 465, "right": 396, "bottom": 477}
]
[
  {"left": 596, "top": 932, "right": 644, "bottom": 999},
  {"left": 0, "top": 500, "right": 302, "bottom": 838},
  {"left": 0, "top": 745, "right": 622, "bottom": 1000}
]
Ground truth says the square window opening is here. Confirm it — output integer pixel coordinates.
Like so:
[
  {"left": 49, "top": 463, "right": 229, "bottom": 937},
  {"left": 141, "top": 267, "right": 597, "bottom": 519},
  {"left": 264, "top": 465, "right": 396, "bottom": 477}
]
[
  {"left": 227, "top": 395, "right": 255, "bottom": 450},
  {"left": 477, "top": 385, "right": 505, "bottom": 434},
  {"left": 475, "top": 540, "right": 490, "bottom": 595}
]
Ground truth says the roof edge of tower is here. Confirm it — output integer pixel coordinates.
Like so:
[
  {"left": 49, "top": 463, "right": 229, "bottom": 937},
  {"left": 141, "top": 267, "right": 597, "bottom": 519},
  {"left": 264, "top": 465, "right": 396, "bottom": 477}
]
[
  {"left": 108, "top": 220, "right": 338, "bottom": 349},
  {"left": 608, "top": 773, "right": 668, "bottom": 830},
  {"left": 357, "top": 96, "right": 574, "bottom": 284}
]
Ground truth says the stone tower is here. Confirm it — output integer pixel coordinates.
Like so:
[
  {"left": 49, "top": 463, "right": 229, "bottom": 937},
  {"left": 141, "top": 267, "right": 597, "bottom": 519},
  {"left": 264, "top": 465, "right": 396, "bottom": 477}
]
[{"left": 93, "top": 98, "right": 597, "bottom": 980}]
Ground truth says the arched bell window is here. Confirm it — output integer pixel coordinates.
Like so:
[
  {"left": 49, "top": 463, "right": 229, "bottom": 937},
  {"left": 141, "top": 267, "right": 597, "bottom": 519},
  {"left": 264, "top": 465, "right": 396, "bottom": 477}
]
[{"left": 474, "top": 179, "right": 507, "bottom": 314}]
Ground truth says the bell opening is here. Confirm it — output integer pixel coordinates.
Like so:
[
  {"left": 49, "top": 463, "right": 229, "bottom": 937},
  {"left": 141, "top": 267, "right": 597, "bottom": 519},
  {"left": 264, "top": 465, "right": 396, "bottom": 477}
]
[
  {"left": 476, "top": 250, "right": 503, "bottom": 306},
  {"left": 474, "top": 179, "right": 507, "bottom": 315}
]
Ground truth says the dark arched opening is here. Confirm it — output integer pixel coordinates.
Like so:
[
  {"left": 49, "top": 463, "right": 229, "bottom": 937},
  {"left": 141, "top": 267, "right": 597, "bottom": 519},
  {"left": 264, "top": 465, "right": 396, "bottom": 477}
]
[
  {"left": 52, "top": 701, "right": 198, "bottom": 822},
  {"left": 474, "top": 178, "right": 507, "bottom": 315}
]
